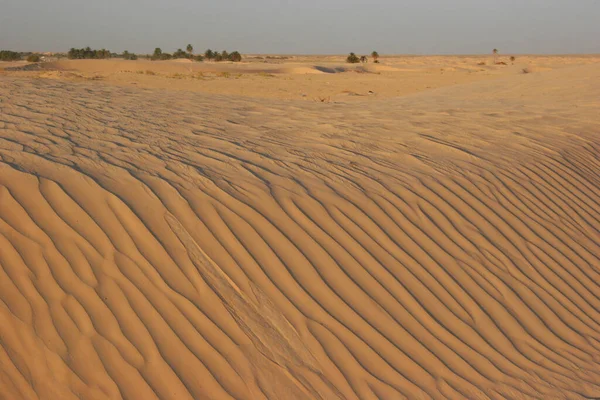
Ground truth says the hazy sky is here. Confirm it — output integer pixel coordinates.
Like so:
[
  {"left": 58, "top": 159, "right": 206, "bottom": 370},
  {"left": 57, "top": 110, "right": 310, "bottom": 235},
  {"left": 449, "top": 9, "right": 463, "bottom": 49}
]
[{"left": 1, "top": 0, "right": 599, "bottom": 54}]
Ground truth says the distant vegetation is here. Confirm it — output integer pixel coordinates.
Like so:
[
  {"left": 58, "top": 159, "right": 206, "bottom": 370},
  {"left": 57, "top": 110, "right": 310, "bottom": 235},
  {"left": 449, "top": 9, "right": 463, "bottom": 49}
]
[
  {"left": 347, "top": 51, "right": 379, "bottom": 64},
  {"left": 0, "top": 50, "right": 22, "bottom": 61},
  {"left": 151, "top": 48, "right": 171, "bottom": 60},
  {"left": 346, "top": 52, "right": 360, "bottom": 63},
  {"left": 0, "top": 50, "right": 44, "bottom": 62},
  {"left": 122, "top": 50, "right": 138, "bottom": 60},
  {"left": 68, "top": 47, "right": 112, "bottom": 59},
  {"left": 150, "top": 47, "right": 242, "bottom": 62}
]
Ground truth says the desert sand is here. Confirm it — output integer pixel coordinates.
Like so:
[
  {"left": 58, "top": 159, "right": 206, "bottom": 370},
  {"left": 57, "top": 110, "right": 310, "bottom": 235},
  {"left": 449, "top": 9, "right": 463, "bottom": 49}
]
[{"left": 1, "top": 55, "right": 600, "bottom": 400}]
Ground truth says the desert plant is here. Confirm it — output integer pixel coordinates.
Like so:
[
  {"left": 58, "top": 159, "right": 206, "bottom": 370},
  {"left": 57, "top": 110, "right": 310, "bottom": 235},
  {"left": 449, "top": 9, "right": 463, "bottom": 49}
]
[
  {"left": 122, "top": 51, "right": 137, "bottom": 60},
  {"left": 194, "top": 55, "right": 204, "bottom": 62},
  {"left": 26, "top": 54, "right": 40, "bottom": 62},
  {"left": 186, "top": 44, "right": 193, "bottom": 58},
  {"left": 371, "top": 51, "right": 379, "bottom": 63},
  {"left": 510, "top": 56, "right": 516, "bottom": 64},
  {"left": 151, "top": 48, "right": 172, "bottom": 61},
  {"left": 493, "top": 48, "right": 498, "bottom": 64},
  {"left": 346, "top": 52, "right": 360, "bottom": 63},
  {"left": 228, "top": 51, "right": 242, "bottom": 62},
  {"left": 204, "top": 49, "right": 214, "bottom": 60},
  {"left": 173, "top": 48, "right": 188, "bottom": 59}
]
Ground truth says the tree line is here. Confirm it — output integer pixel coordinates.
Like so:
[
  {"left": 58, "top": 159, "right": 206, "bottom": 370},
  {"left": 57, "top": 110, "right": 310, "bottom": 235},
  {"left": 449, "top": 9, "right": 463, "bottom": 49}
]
[
  {"left": 62, "top": 45, "right": 242, "bottom": 62},
  {"left": 0, "top": 50, "right": 41, "bottom": 62},
  {"left": 150, "top": 45, "right": 242, "bottom": 62},
  {"left": 68, "top": 47, "right": 112, "bottom": 59}
]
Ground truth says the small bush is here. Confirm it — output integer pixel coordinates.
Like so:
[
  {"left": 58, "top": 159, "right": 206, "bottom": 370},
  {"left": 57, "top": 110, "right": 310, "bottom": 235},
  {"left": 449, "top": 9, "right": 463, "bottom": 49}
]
[
  {"left": 27, "top": 54, "right": 41, "bottom": 62},
  {"left": 346, "top": 52, "right": 360, "bottom": 63}
]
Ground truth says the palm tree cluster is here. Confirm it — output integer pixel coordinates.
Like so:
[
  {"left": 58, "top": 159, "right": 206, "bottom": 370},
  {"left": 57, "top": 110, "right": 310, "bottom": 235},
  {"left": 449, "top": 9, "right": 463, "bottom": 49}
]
[
  {"left": 347, "top": 51, "right": 379, "bottom": 64},
  {"left": 204, "top": 49, "right": 242, "bottom": 62},
  {"left": 150, "top": 46, "right": 242, "bottom": 62},
  {"left": 68, "top": 47, "right": 112, "bottom": 59}
]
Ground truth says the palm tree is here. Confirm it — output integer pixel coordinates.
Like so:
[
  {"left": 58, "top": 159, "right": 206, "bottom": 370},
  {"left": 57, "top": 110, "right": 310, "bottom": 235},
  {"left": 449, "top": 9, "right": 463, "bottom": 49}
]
[
  {"left": 186, "top": 44, "right": 193, "bottom": 59},
  {"left": 204, "top": 49, "right": 214, "bottom": 60},
  {"left": 493, "top": 48, "right": 498, "bottom": 64},
  {"left": 371, "top": 51, "right": 379, "bottom": 63}
]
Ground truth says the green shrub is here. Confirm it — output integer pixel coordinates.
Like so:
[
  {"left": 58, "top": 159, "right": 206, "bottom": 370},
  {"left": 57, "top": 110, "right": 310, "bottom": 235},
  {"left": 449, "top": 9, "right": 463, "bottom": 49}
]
[
  {"left": 346, "top": 52, "right": 360, "bottom": 63},
  {"left": 0, "top": 50, "right": 21, "bottom": 61},
  {"left": 122, "top": 51, "right": 138, "bottom": 60},
  {"left": 26, "top": 54, "right": 41, "bottom": 62},
  {"left": 228, "top": 51, "right": 242, "bottom": 62},
  {"left": 173, "top": 48, "right": 188, "bottom": 59}
]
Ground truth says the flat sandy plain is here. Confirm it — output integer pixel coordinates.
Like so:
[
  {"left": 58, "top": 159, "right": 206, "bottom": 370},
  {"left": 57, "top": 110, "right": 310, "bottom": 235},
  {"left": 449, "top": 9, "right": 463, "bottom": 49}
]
[{"left": 1, "top": 54, "right": 600, "bottom": 400}]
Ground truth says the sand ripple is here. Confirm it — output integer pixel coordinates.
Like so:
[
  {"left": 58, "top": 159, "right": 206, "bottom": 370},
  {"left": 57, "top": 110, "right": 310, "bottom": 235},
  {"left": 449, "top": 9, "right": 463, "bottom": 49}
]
[{"left": 1, "top": 65, "right": 600, "bottom": 399}]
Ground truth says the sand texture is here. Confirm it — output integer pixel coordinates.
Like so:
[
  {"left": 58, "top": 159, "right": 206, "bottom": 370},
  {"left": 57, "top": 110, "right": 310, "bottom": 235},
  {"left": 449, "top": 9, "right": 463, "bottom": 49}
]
[{"left": 1, "top": 56, "right": 600, "bottom": 399}]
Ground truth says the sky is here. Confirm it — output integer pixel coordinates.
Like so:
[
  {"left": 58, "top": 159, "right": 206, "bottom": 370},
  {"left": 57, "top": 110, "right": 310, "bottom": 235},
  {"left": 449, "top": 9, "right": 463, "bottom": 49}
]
[{"left": 1, "top": 0, "right": 599, "bottom": 54}]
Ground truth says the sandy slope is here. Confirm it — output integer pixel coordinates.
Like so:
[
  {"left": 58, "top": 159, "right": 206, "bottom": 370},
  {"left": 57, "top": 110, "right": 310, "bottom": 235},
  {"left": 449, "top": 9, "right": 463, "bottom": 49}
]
[{"left": 1, "top": 61, "right": 600, "bottom": 400}]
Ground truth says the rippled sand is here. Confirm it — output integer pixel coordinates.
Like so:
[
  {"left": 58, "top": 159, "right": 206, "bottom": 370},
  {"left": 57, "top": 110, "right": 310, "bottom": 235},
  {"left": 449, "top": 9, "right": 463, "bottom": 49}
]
[{"left": 1, "top": 58, "right": 599, "bottom": 400}]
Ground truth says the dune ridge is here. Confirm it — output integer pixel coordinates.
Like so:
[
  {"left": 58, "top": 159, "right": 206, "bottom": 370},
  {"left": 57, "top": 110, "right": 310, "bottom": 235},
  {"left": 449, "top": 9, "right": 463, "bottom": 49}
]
[{"left": 1, "top": 63, "right": 600, "bottom": 399}]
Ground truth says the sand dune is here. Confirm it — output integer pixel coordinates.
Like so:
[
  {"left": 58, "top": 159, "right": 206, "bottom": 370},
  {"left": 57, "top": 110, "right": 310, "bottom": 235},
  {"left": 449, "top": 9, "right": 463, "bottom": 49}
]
[
  {"left": 7, "top": 55, "right": 599, "bottom": 102},
  {"left": 1, "top": 60, "right": 600, "bottom": 400}
]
